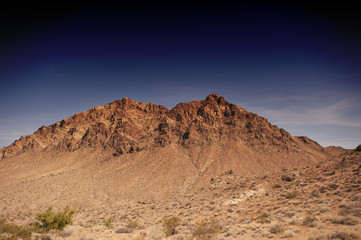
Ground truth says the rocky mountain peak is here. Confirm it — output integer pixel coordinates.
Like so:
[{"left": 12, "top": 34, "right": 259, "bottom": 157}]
[
  {"left": 0, "top": 94, "right": 335, "bottom": 215},
  {"left": 0, "top": 94, "right": 324, "bottom": 159}
]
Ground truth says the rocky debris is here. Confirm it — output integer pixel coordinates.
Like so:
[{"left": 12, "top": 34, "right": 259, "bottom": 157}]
[
  {"left": 282, "top": 173, "right": 297, "bottom": 182},
  {"left": 115, "top": 227, "right": 133, "bottom": 234},
  {"left": 355, "top": 144, "right": 361, "bottom": 152}
]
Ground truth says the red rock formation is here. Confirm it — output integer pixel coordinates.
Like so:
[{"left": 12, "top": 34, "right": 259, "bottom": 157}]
[{"left": 1, "top": 93, "right": 324, "bottom": 159}]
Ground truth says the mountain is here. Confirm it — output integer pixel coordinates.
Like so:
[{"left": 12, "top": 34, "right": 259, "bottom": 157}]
[
  {"left": 3, "top": 94, "right": 359, "bottom": 240},
  {"left": 1, "top": 93, "right": 325, "bottom": 159},
  {"left": 0, "top": 94, "right": 333, "bottom": 212}
]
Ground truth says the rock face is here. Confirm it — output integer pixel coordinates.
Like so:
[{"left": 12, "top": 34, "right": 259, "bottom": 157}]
[
  {"left": 0, "top": 94, "right": 322, "bottom": 159},
  {"left": 0, "top": 94, "right": 331, "bottom": 209},
  {"left": 356, "top": 144, "right": 361, "bottom": 152}
]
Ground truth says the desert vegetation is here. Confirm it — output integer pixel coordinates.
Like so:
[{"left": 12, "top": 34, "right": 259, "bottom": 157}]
[
  {"left": 162, "top": 215, "right": 181, "bottom": 236},
  {"left": 0, "top": 94, "right": 360, "bottom": 239},
  {"left": 35, "top": 206, "right": 75, "bottom": 231},
  {"left": 1, "top": 149, "right": 361, "bottom": 240},
  {"left": 0, "top": 218, "right": 32, "bottom": 240},
  {"left": 0, "top": 206, "right": 74, "bottom": 240},
  {"left": 192, "top": 218, "right": 221, "bottom": 239}
]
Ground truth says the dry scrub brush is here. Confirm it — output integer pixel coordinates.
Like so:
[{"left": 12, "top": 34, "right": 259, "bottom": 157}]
[
  {"left": 35, "top": 206, "right": 75, "bottom": 231},
  {"left": 163, "top": 216, "right": 181, "bottom": 236},
  {"left": 192, "top": 218, "right": 221, "bottom": 239},
  {"left": 0, "top": 218, "right": 32, "bottom": 240}
]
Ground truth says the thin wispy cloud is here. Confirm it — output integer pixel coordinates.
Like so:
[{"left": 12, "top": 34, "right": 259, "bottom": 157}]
[
  {"left": 247, "top": 94, "right": 361, "bottom": 128},
  {"left": 0, "top": 129, "right": 28, "bottom": 147},
  {"left": 0, "top": 130, "right": 26, "bottom": 139},
  {"left": 241, "top": 92, "right": 361, "bottom": 148}
]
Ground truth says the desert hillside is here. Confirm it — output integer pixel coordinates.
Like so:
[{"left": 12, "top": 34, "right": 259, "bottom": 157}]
[
  {"left": 1, "top": 94, "right": 357, "bottom": 240},
  {"left": 0, "top": 94, "right": 330, "bottom": 205}
]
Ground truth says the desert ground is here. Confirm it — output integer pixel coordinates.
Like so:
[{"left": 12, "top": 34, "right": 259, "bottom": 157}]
[{"left": 1, "top": 95, "right": 360, "bottom": 239}]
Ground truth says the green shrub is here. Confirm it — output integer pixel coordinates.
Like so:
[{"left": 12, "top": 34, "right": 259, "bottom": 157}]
[
  {"left": 290, "top": 181, "right": 300, "bottom": 186},
  {"left": 163, "top": 216, "right": 181, "bottom": 236},
  {"left": 36, "top": 206, "right": 75, "bottom": 231},
  {"left": 26, "top": 221, "right": 42, "bottom": 233},
  {"left": 0, "top": 218, "right": 32, "bottom": 239},
  {"left": 104, "top": 217, "right": 113, "bottom": 228}
]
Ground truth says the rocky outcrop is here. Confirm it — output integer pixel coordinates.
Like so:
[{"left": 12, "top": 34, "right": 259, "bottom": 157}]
[
  {"left": 356, "top": 144, "right": 361, "bottom": 152},
  {"left": 0, "top": 93, "right": 325, "bottom": 159}
]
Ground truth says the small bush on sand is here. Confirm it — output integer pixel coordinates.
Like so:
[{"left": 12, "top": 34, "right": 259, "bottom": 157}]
[
  {"left": 257, "top": 213, "right": 271, "bottom": 224},
  {"left": 104, "top": 217, "right": 113, "bottom": 228},
  {"left": 192, "top": 218, "right": 220, "bottom": 239},
  {"left": 269, "top": 224, "right": 284, "bottom": 234},
  {"left": 302, "top": 216, "right": 317, "bottom": 227},
  {"left": 36, "top": 206, "right": 75, "bottom": 231},
  {"left": 273, "top": 184, "right": 282, "bottom": 189},
  {"left": 126, "top": 220, "right": 139, "bottom": 229},
  {"left": 0, "top": 218, "right": 32, "bottom": 239},
  {"left": 163, "top": 216, "right": 181, "bottom": 236},
  {"left": 328, "top": 231, "right": 359, "bottom": 240},
  {"left": 283, "top": 190, "right": 299, "bottom": 199},
  {"left": 331, "top": 217, "right": 358, "bottom": 226},
  {"left": 338, "top": 199, "right": 361, "bottom": 217}
]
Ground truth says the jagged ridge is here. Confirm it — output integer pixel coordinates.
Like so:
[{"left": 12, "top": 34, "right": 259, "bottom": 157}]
[{"left": 0, "top": 94, "right": 321, "bottom": 158}]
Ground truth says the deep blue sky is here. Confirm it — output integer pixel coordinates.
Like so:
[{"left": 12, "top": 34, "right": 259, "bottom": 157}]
[{"left": 1, "top": 2, "right": 360, "bottom": 149}]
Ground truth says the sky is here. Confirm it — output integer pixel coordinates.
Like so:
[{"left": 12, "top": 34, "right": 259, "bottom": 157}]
[{"left": 0, "top": 2, "right": 360, "bottom": 149}]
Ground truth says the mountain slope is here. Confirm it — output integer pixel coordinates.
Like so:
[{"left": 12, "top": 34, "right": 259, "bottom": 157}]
[
  {"left": 0, "top": 94, "right": 332, "bottom": 212},
  {"left": 0, "top": 94, "right": 323, "bottom": 158}
]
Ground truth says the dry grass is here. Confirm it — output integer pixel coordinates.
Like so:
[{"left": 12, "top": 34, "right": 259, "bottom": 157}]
[
  {"left": 163, "top": 216, "right": 181, "bottom": 236},
  {"left": 302, "top": 216, "right": 317, "bottom": 227},
  {"left": 328, "top": 231, "right": 359, "bottom": 240},
  {"left": 331, "top": 217, "right": 358, "bottom": 226},
  {"left": 269, "top": 224, "right": 284, "bottom": 234},
  {"left": 103, "top": 216, "right": 113, "bottom": 228},
  {"left": 0, "top": 218, "right": 32, "bottom": 240},
  {"left": 283, "top": 190, "right": 299, "bottom": 199},
  {"left": 126, "top": 220, "right": 139, "bottom": 229},
  {"left": 192, "top": 218, "right": 221, "bottom": 239}
]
